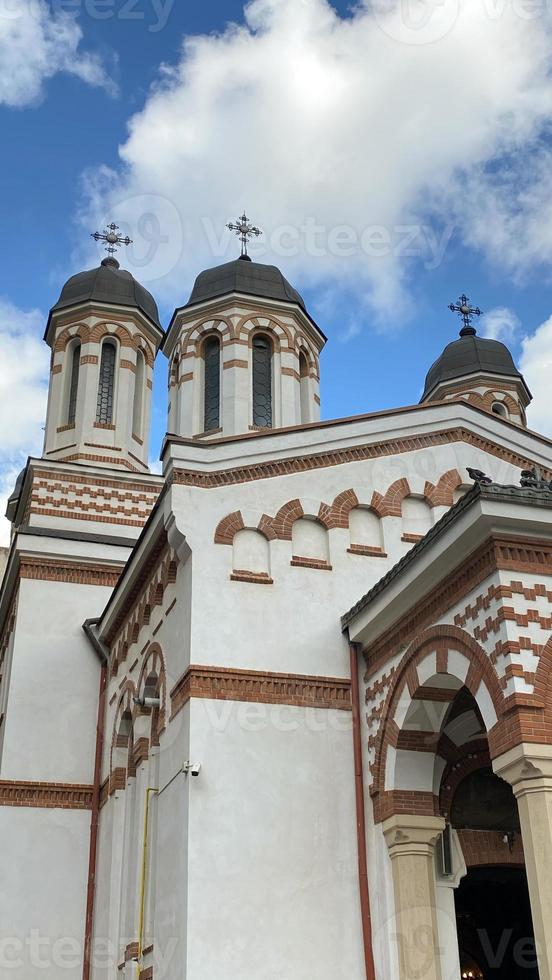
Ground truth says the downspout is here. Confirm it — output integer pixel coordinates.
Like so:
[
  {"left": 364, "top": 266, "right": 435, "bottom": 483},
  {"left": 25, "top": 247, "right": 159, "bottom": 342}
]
[
  {"left": 82, "top": 619, "right": 109, "bottom": 980},
  {"left": 349, "top": 636, "right": 376, "bottom": 980}
]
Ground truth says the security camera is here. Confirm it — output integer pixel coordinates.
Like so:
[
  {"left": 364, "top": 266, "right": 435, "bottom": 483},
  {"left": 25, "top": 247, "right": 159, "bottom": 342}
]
[{"left": 183, "top": 761, "right": 201, "bottom": 777}]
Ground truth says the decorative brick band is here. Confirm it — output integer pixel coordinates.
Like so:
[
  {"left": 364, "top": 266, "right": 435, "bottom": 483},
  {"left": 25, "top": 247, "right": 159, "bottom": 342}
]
[
  {"left": 170, "top": 665, "right": 352, "bottom": 720},
  {"left": 364, "top": 535, "right": 552, "bottom": 671},
  {"left": 0, "top": 780, "right": 93, "bottom": 809},
  {"left": 19, "top": 556, "right": 122, "bottom": 587},
  {"left": 172, "top": 426, "right": 537, "bottom": 489},
  {"left": 223, "top": 358, "right": 248, "bottom": 370}
]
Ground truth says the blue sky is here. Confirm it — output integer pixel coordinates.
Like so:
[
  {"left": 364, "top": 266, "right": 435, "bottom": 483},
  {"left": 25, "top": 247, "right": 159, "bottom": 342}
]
[{"left": 2, "top": 0, "right": 552, "bottom": 541}]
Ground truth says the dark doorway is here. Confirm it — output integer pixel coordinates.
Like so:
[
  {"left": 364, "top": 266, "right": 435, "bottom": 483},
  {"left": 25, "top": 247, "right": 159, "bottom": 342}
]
[{"left": 455, "top": 867, "right": 539, "bottom": 979}]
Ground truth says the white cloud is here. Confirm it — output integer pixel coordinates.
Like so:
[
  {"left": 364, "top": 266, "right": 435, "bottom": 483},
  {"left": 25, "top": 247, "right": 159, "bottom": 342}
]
[
  {"left": 520, "top": 314, "right": 552, "bottom": 437},
  {"left": 0, "top": 0, "right": 115, "bottom": 108},
  {"left": 0, "top": 299, "right": 49, "bottom": 546},
  {"left": 79, "top": 0, "right": 552, "bottom": 319},
  {"left": 480, "top": 306, "right": 520, "bottom": 343}
]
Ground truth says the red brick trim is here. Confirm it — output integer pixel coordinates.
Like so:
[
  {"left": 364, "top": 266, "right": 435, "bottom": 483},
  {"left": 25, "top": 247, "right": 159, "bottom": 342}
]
[
  {"left": 170, "top": 665, "right": 352, "bottom": 719},
  {"left": 374, "top": 790, "right": 438, "bottom": 822},
  {"left": 214, "top": 511, "right": 245, "bottom": 545},
  {"left": 19, "top": 556, "right": 122, "bottom": 587},
  {"left": 370, "top": 627, "right": 506, "bottom": 821},
  {"left": 290, "top": 557, "right": 332, "bottom": 570},
  {"left": 230, "top": 571, "right": 274, "bottom": 584},
  {"left": 401, "top": 533, "right": 423, "bottom": 544},
  {"left": 0, "top": 780, "right": 93, "bottom": 809},
  {"left": 364, "top": 535, "right": 552, "bottom": 671},
  {"left": 424, "top": 468, "right": 463, "bottom": 507},
  {"left": 347, "top": 545, "right": 387, "bottom": 557},
  {"left": 172, "top": 428, "right": 538, "bottom": 489}
]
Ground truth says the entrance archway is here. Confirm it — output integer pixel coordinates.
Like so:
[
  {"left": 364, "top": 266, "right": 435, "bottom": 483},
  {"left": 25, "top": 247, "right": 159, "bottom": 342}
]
[
  {"left": 456, "top": 867, "right": 537, "bottom": 979},
  {"left": 374, "top": 627, "right": 542, "bottom": 980},
  {"left": 449, "top": 766, "right": 538, "bottom": 979}
]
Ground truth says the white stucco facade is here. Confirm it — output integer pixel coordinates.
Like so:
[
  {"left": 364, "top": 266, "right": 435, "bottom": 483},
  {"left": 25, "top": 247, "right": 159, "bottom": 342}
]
[{"left": 3, "top": 254, "right": 552, "bottom": 980}]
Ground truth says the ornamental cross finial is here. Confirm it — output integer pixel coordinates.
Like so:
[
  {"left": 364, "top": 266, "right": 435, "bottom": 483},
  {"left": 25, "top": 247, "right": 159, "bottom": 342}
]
[
  {"left": 91, "top": 222, "right": 133, "bottom": 261},
  {"left": 449, "top": 293, "right": 482, "bottom": 337},
  {"left": 227, "top": 212, "right": 262, "bottom": 257}
]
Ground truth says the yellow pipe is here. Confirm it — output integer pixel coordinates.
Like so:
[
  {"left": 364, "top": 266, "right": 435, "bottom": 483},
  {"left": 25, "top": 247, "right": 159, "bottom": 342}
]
[{"left": 136, "top": 787, "right": 158, "bottom": 978}]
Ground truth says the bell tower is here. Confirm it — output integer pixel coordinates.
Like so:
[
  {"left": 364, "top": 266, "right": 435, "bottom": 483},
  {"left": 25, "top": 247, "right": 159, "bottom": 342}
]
[
  {"left": 43, "top": 228, "right": 163, "bottom": 471},
  {"left": 162, "top": 215, "right": 326, "bottom": 440}
]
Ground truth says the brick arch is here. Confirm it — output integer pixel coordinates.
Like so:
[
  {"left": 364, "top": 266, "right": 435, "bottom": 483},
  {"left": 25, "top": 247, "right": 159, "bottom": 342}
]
[
  {"left": 134, "top": 642, "right": 167, "bottom": 747},
  {"left": 371, "top": 625, "right": 506, "bottom": 820},
  {"left": 214, "top": 509, "right": 278, "bottom": 545},
  {"left": 54, "top": 323, "right": 91, "bottom": 353},
  {"left": 184, "top": 317, "right": 233, "bottom": 348},
  {"left": 424, "top": 468, "right": 463, "bottom": 507},
  {"left": 235, "top": 312, "right": 294, "bottom": 350},
  {"left": 110, "top": 681, "right": 137, "bottom": 785},
  {"left": 377, "top": 477, "right": 411, "bottom": 518}
]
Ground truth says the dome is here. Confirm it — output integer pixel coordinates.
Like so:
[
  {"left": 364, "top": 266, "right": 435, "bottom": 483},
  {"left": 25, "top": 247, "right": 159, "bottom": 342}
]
[
  {"left": 186, "top": 255, "right": 306, "bottom": 311},
  {"left": 5, "top": 467, "right": 25, "bottom": 522},
  {"left": 422, "top": 330, "right": 525, "bottom": 400},
  {"left": 50, "top": 257, "right": 161, "bottom": 329}
]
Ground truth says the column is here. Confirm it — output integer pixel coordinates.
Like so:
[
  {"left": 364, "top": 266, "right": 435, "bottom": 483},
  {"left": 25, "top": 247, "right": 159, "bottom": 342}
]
[
  {"left": 383, "top": 814, "right": 445, "bottom": 980},
  {"left": 493, "top": 743, "right": 552, "bottom": 980}
]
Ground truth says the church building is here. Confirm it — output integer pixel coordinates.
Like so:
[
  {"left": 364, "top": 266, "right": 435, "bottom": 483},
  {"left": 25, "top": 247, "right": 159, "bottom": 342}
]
[{"left": 1, "top": 224, "right": 552, "bottom": 980}]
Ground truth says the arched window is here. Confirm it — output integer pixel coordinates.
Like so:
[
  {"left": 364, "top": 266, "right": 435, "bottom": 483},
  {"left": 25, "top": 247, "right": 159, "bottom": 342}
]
[
  {"left": 67, "top": 341, "right": 81, "bottom": 426},
  {"left": 252, "top": 334, "right": 273, "bottom": 428},
  {"left": 96, "top": 339, "right": 117, "bottom": 424},
  {"left": 299, "top": 351, "right": 309, "bottom": 424},
  {"left": 401, "top": 496, "right": 432, "bottom": 538},
  {"left": 492, "top": 401, "right": 508, "bottom": 419},
  {"left": 203, "top": 336, "right": 221, "bottom": 431},
  {"left": 132, "top": 350, "right": 145, "bottom": 437}
]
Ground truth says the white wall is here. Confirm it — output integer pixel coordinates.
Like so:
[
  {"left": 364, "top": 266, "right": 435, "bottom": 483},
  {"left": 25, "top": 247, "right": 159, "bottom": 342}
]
[
  {"left": 0, "top": 807, "right": 90, "bottom": 980},
  {"left": 1, "top": 578, "right": 107, "bottom": 782},
  {"left": 185, "top": 697, "right": 364, "bottom": 980}
]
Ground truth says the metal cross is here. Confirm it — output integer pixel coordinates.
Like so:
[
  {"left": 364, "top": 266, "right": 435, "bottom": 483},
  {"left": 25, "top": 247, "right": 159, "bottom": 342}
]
[
  {"left": 227, "top": 212, "right": 262, "bottom": 257},
  {"left": 449, "top": 293, "right": 482, "bottom": 337},
  {"left": 91, "top": 222, "right": 133, "bottom": 259}
]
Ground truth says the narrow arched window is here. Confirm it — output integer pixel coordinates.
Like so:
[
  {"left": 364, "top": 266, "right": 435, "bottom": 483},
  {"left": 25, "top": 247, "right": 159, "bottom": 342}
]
[
  {"left": 203, "top": 336, "right": 221, "bottom": 431},
  {"left": 96, "top": 339, "right": 116, "bottom": 424},
  {"left": 132, "top": 350, "right": 145, "bottom": 437},
  {"left": 67, "top": 341, "right": 81, "bottom": 426},
  {"left": 252, "top": 334, "right": 272, "bottom": 427},
  {"left": 299, "top": 351, "right": 309, "bottom": 424},
  {"left": 492, "top": 401, "right": 508, "bottom": 419}
]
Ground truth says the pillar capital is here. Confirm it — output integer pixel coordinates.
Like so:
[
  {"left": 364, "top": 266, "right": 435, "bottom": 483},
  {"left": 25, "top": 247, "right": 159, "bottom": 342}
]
[
  {"left": 383, "top": 814, "right": 445, "bottom": 861},
  {"left": 493, "top": 743, "right": 552, "bottom": 799}
]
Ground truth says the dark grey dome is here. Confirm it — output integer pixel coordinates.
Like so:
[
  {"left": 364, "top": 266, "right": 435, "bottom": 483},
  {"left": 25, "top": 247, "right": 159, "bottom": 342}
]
[
  {"left": 422, "top": 332, "right": 524, "bottom": 400},
  {"left": 50, "top": 257, "right": 161, "bottom": 328},
  {"left": 186, "top": 256, "right": 306, "bottom": 311}
]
